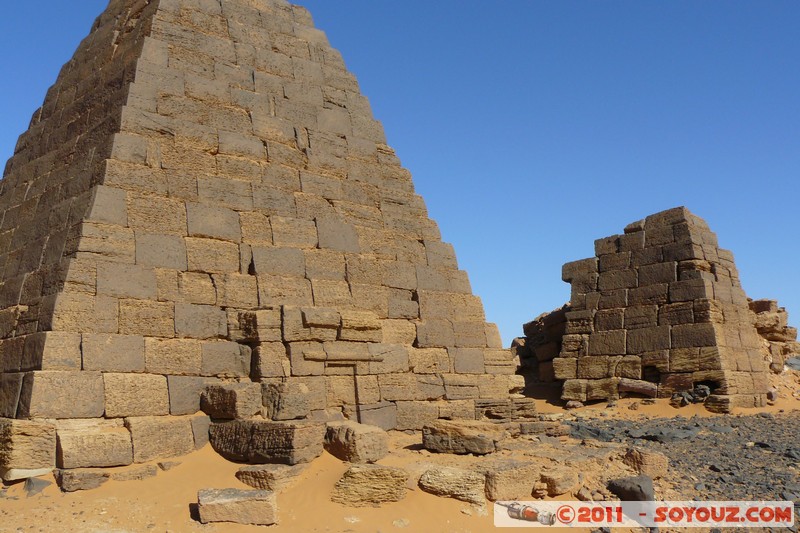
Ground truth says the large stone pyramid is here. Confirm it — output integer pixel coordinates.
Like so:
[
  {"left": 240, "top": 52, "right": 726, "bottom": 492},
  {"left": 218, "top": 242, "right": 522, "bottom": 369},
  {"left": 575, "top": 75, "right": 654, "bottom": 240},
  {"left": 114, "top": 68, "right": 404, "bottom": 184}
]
[
  {"left": 0, "top": 0, "right": 521, "bottom": 479},
  {"left": 553, "top": 207, "right": 771, "bottom": 412}
]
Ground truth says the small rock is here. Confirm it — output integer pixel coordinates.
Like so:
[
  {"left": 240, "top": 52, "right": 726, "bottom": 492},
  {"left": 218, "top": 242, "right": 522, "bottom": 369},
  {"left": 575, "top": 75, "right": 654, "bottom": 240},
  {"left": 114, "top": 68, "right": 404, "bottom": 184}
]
[
  {"left": 641, "top": 399, "right": 656, "bottom": 405},
  {"left": 23, "top": 477, "right": 51, "bottom": 497},
  {"left": 565, "top": 400, "right": 584, "bottom": 410},
  {"left": 767, "top": 388, "right": 779, "bottom": 402},
  {"left": 607, "top": 475, "right": 654, "bottom": 501},
  {"left": 392, "top": 518, "right": 410, "bottom": 528},
  {"left": 576, "top": 486, "right": 593, "bottom": 501},
  {"left": 628, "top": 402, "right": 640, "bottom": 411},
  {"left": 158, "top": 461, "right": 181, "bottom": 471}
]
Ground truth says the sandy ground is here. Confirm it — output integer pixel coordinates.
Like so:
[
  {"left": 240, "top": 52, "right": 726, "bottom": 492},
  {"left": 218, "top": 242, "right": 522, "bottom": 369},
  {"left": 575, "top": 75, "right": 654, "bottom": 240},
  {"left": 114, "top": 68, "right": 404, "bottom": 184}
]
[{"left": 1, "top": 370, "right": 798, "bottom": 533}]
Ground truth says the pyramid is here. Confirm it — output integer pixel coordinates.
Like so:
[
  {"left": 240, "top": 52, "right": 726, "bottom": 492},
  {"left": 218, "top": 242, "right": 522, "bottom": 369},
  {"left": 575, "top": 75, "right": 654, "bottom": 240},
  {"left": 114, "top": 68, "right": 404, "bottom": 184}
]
[
  {"left": 0, "top": 0, "right": 522, "bottom": 479},
  {"left": 553, "top": 207, "right": 771, "bottom": 412}
]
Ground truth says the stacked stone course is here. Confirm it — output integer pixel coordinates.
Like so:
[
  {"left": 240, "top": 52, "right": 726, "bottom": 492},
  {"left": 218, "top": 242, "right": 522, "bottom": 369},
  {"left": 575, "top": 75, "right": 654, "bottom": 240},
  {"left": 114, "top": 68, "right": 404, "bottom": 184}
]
[
  {"left": 0, "top": 0, "right": 522, "bottom": 482},
  {"left": 551, "top": 207, "right": 771, "bottom": 411}
]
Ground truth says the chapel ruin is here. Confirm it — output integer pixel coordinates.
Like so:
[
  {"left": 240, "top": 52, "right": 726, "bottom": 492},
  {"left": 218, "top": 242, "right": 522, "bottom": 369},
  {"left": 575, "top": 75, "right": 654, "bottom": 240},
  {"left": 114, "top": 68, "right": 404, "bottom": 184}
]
[{"left": 0, "top": 0, "right": 524, "bottom": 482}]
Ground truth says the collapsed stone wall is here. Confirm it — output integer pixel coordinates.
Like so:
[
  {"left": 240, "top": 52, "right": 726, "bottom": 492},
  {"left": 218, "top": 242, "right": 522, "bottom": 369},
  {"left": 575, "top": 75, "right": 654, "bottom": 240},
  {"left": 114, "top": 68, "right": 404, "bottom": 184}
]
[
  {"left": 0, "top": 0, "right": 522, "bottom": 482},
  {"left": 548, "top": 207, "right": 772, "bottom": 412},
  {"left": 748, "top": 299, "right": 799, "bottom": 372}
]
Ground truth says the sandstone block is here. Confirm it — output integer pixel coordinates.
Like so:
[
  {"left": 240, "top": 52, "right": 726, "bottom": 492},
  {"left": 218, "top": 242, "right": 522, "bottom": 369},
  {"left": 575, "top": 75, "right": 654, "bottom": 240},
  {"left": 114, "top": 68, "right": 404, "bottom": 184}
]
[
  {"left": 145, "top": 338, "right": 202, "bottom": 375},
  {"left": 329, "top": 464, "right": 408, "bottom": 510},
  {"left": 119, "top": 299, "right": 174, "bottom": 337},
  {"left": 339, "top": 310, "right": 381, "bottom": 342},
  {"left": 238, "top": 309, "right": 282, "bottom": 342},
  {"left": 201, "top": 383, "right": 261, "bottom": 420},
  {"left": 201, "top": 341, "right": 251, "bottom": 377},
  {"left": 168, "top": 375, "right": 210, "bottom": 415},
  {"left": 0, "top": 373, "right": 23, "bottom": 418},
  {"left": 251, "top": 246, "right": 306, "bottom": 277},
  {"left": 198, "top": 488, "right": 277, "bottom": 526},
  {"left": 262, "top": 381, "right": 310, "bottom": 421},
  {"left": 0, "top": 418, "right": 56, "bottom": 481},
  {"left": 553, "top": 357, "right": 577, "bottom": 380},
  {"left": 104, "top": 373, "right": 169, "bottom": 417},
  {"left": 18, "top": 371, "right": 104, "bottom": 419},
  {"left": 22, "top": 331, "right": 82, "bottom": 371},
  {"left": 395, "top": 401, "right": 439, "bottom": 431},
  {"left": 418, "top": 466, "right": 485, "bottom": 505},
  {"left": 588, "top": 330, "right": 625, "bottom": 355},
  {"left": 209, "top": 419, "right": 324, "bottom": 465},
  {"left": 186, "top": 237, "right": 240, "bottom": 273},
  {"left": 324, "top": 421, "right": 388, "bottom": 464},
  {"left": 125, "top": 415, "right": 195, "bottom": 463},
  {"left": 484, "top": 461, "right": 539, "bottom": 501},
  {"left": 96, "top": 262, "right": 157, "bottom": 299},
  {"left": 175, "top": 303, "right": 227, "bottom": 339},
  {"left": 56, "top": 469, "right": 110, "bottom": 492},
  {"left": 451, "top": 348, "right": 485, "bottom": 374},
  {"left": 352, "top": 401, "right": 398, "bottom": 431},
  {"left": 56, "top": 419, "right": 133, "bottom": 469},
  {"left": 422, "top": 419, "right": 505, "bottom": 455},
  {"left": 236, "top": 463, "right": 307, "bottom": 491},
  {"left": 187, "top": 203, "right": 242, "bottom": 242},
  {"left": 540, "top": 468, "right": 579, "bottom": 496},
  {"left": 190, "top": 413, "right": 211, "bottom": 449},
  {"left": 82, "top": 334, "right": 145, "bottom": 372},
  {"left": 623, "top": 448, "right": 668, "bottom": 479},
  {"left": 626, "top": 326, "right": 671, "bottom": 354},
  {"left": 136, "top": 234, "right": 188, "bottom": 269}
]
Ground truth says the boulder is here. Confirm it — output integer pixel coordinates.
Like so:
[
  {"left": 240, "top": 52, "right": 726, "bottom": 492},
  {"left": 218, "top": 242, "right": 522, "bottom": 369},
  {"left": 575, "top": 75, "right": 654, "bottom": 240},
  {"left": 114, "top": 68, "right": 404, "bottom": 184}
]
[
  {"left": 484, "top": 461, "right": 539, "bottom": 501},
  {"left": 209, "top": 420, "right": 324, "bottom": 465},
  {"left": 56, "top": 469, "right": 110, "bottom": 492},
  {"left": 324, "top": 421, "right": 388, "bottom": 464},
  {"left": 418, "top": 466, "right": 485, "bottom": 505},
  {"left": 607, "top": 475, "right": 655, "bottom": 501},
  {"left": 422, "top": 420, "right": 505, "bottom": 455},
  {"left": 0, "top": 418, "right": 56, "bottom": 481},
  {"left": 331, "top": 465, "right": 408, "bottom": 507},
  {"left": 235, "top": 464, "right": 307, "bottom": 491},
  {"left": 197, "top": 488, "right": 277, "bottom": 526}
]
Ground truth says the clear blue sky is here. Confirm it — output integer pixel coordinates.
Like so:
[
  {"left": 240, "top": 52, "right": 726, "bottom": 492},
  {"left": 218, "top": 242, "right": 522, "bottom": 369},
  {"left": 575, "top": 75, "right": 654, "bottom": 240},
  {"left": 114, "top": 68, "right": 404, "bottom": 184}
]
[{"left": 1, "top": 2, "right": 797, "bottom": 345}]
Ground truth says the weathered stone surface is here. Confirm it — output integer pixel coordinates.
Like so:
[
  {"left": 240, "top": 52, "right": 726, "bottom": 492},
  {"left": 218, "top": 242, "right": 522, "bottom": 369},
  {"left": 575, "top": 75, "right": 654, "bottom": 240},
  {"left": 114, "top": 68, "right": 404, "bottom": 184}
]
[
  {"left": 209, "top": 420, "right": 324, "bottom": 465},
  {"left": 623, "top": 448, "right": 669, "bottom": 479},
  {"left": 418, "top": 466, "right": 485, "bottom": 505},
  {"left": 200, "top": 383, "right": 261, "bottom": 420},
  {"left": 422, "top": 419, "right": 505, "bottom": 455},
  {"left": 56, "top": 419, "right": 133, "bottom": 469},
  {"left": 262, "top": 381, "right": 310, "bottom": 421},
  {"left": 125, "top": 416, "right": 195, "bottom": 463},
  {"left": 0, "top": 418, "right": 56, "bottom": 481},
  {"left": 324, "top": 421, "right": 388, "bottom": 464},
  {"left": 236, "top": 464, "right": 307, "bottom": 491},
  {"left": 18, "top": 371, "right": 104, "bottom": 419},
  {"left": 104, "top": 373, "right": 169, "bottom": 417},
  {"left": 198, "top": 488, "right": 277, "bottom": 526},
  {"left": 56, "top": 469, "right": 110, "bottom": 492},
  {"left": 607, "top": 475, "right": 655, "bottom": 501},
  {"left": 540, "top": 468, "right": 579, "bottom": 496},
  {"left": 484, "top": 461, "right": 538, "bottom": 501},
  {"left": 331, "top": 465, "right": 408, "bottom": 507}
]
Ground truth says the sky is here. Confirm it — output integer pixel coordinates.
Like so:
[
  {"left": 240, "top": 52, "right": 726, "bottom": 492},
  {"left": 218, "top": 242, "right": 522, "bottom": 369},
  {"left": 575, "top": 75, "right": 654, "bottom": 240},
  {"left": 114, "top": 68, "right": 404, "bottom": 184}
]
[{"left": 0, "top": 1, "right": 797, "bottom": 345}]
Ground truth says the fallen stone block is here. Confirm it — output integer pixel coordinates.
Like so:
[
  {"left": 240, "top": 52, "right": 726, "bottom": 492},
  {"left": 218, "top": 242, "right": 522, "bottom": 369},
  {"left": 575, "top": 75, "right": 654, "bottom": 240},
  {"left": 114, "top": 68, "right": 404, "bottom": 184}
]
[
  {"left": 484, "top": 460, "right": 539, "bottom": 501},
  {"left": 331, "top": 465, "right": 408, "bottom": 507},
  {"left": 418, "top": 466, "right": 485, "bottom": 505},
  {"left": 56, "top": 419, "right": 133, "bottom": 469},
  {"left": 209, "top": 420, "right": 324, "bottom": 465},
  {"left": 324, "top": 421, "right": 388, "bottom": 464},
  {"left": 540, "top": 468, "right": 579, "bottom": 497},
  {"left": 197, "top": 488, "right": 277, "bottom": 526},
  {"left": 608, "top": 475, "right": 655, "bottom": 501},
  {"left": 623, "top": 448, "right": 669, "bottom": 479},
  {"left": 0, "top": 418, "right": 56, "bottom": 481},
  {"left": 55, "top": 469, "right": 110, "bottom": 492},
  {"left": 422, "top": 419, "right": 505, "bottom": 455},
  {"left": 125, "top": 416, "right": 195, "bottom": 463},
  {"left": 474, "top": 398, "right": 537, "bottom": 422},
  {"left": 201, "top": 383, "right": 261, "bottom": 420},
  {"left": 236, "top": 464, "right": 307, "bottom": 491},
  {"left": 109, "top": 464, "right": 159, "bottom": 482},
  {"left": 262, "top": 381, "right": 310, "bottom": 421}
]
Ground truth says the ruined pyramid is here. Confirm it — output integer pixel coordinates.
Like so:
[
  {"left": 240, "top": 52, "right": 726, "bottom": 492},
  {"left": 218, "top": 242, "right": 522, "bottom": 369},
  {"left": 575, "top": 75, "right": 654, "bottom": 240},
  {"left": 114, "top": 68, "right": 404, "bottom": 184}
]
[
  {"left": 0, "top": 0, "right": 523, "bottom": 480},
  {"left": 553, "top": 207, "right": 771, "bottom": 411}
]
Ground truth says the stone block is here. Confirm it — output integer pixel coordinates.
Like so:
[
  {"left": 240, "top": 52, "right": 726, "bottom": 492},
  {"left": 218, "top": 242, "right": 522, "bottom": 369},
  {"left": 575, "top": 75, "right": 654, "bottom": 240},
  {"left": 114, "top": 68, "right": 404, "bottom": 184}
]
[
  {"left": 262, "top": 381, "right": 310, "bottom": 421},
  {"left": 638, "top": 262, "right": 676, "bottom": 286},
  {"left": 451, "top": 348, "right": 485, "bottom": 374},
  {"left": 598, "top": 252, "right": 631, "bottom": 272},
  {"left": 626, "top": 326, "right": 671, "bottom": 354},
  {"left": 658, "top": 302, "right": 694, "bottom": 325},
  {"left": 145, "top": 338, "right": 202, "bottom": 375},
  {"left": 21, "top": 332, "right": 82, "bottom": 371},
  {"left": 56, "top": 469, "right": 110, "bottom": 492},
  {"left": 252, "top": 342, "right": 290, "bottom": 379},
  {"left": 595, "top": 309, "right": 624, "bottom": 331},
  {"left": 18, "top": 371, "right": 104, "bottom": 419},
  {"left": 83, "top": 334, "right": 145, "bottom": 372},
  {"left": 96, "top": 262, "right": 157, "bottom": 299},
  {"left": 135, "top": 234, "right": 188, "bottom": 269},
  {"left": 623, "top": 305, "right": 658, "bottom": 330},
  {"left": 331, "top": 464, "right": 408, "bottom": 507},
  {"left": 201, "top": 383, "right": 261, "bottom": 420},
  {"left": 213, "top": 273, "right": 259, "bottom": 308},
  {"left": 197, "top": 488, "right": 277, "bottom": 526},
  {"left": 118, "top": 299, "right": 174, "bottom": 337},
  {"left": 618, "top": 378, "right": 657, "bottom": 397},
  {"left": 669, "top": 279, "right": 713, "bottom": 302},
  {"left": 586, "top": 377, "right": 620, "bottom": 401},
  {"left": 209, "top": 419, "right": 325, "bottom": 465},
  {"left": 186, "top": 237, "right": 240, "bottom": 273},
  {"left": 338, "top": 310, "right": 381, "bottom": 342},
  {"left": 125, "top": 415, "right": 195, "bottom": 463},
  {"left": 168, "top": 375, "right": 210, "bottom": 415},
  {"left": 324, "top": 421, "right": 388, "bottom": 463},
  {"left": 588, "top": 330, "right": 626, "bottom": 355},
  {"left": 395, "top": 401, "right": 439, "bottom": 431},
  {"left": 598, "top": 269, "right": 637, "bottom": 291},
  {"left": 0, "top": 373, "right": 23, "bottom": 418},
  {"left": 201, "top": 341, "right": 251, "bottom": 377},
  {"left": 271, "top": 216, "right": 318, "bottom": 249},
  {"left": 671, "top": 323, "right": 717, "bottom": 348},
  {"left": 55, "top": 419, "right": 133, "bottom": 469},
  {"left": 316, "top": 215, "right": 359, "bottom": 252},
  {"left": 251, "top": 246, "right": 306, "bottom": 277},
  {"left": 0, "top": 418, "right": 56, "bottom": 481},
  {"left": 178, "top": 272, "right": 217, "bottom": 304},
  {"left": 670, "top": 348, "right": 700, "bottom": 373},
  {"left": 238, "top": 309, "right": 282, "bottom": 342},
  {"left": 422, "top": 419, "right": 505, "bottom": 455},
  {"left": 552, "top": 357, "right": 577, "bottom": 380},
  {"left": 104, "top": 373, "right": 170, "bottom": 417},
  {"left": 175, "top": 303, "right": 227, "bottom": 339},
  {"left": 409, "top": 348, "right": 450, "bottom": 374},
  {"left": 258, "top": 274, "right": 313, "bottom": 306},
  {"left": 627, "top": 284, "right": 667, "bottom": 306},
  {"left": 540, "top": 468, "right": 579, "bottom": 496},
  {"left": 187, "top": 203, "right": 242, "bottom": 242},
  {"left": 368, "top": 344, "right": 410, "bottom": 374},
  {"left": 191, "top": 414, "right": 211, "bottom": 449},
  {"left": 418, "top": 466, "right": 485, "bottom": 505},
  {"left": 561, "top": 379, "right": 588, "bottom": 401},
  {"left": 623, "top": 448, "right": 669, "bottom": 479},
  {"left": 484, "top": 461, "right": 539, "bottom": 501},
  {"left": 236, "top": 463, "right": 307, "bottom": 491}
]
